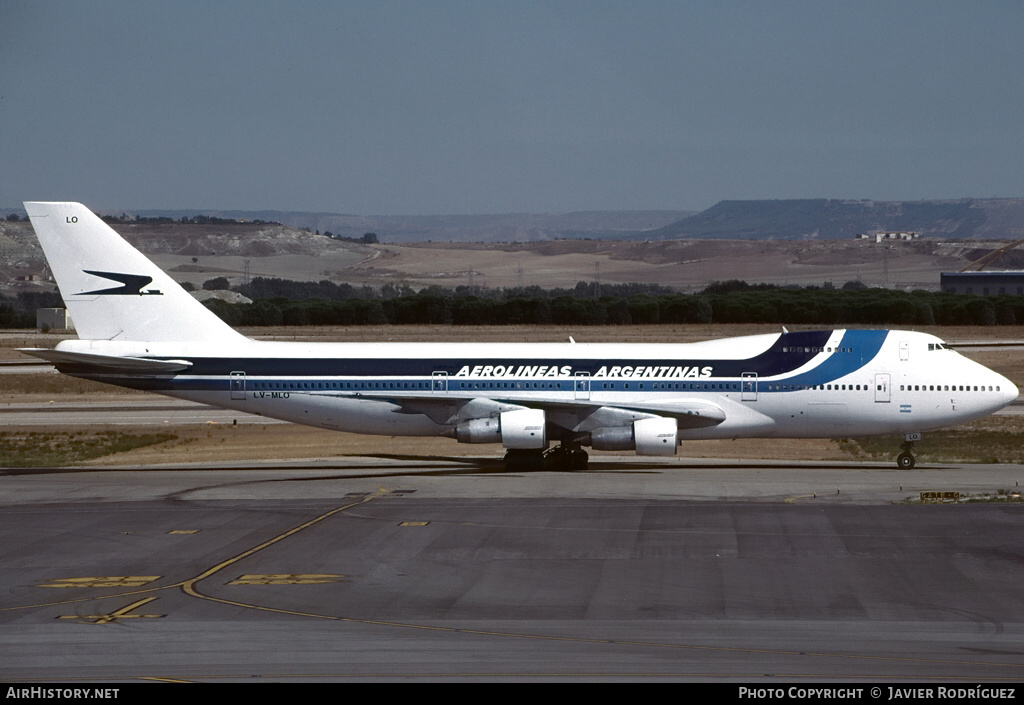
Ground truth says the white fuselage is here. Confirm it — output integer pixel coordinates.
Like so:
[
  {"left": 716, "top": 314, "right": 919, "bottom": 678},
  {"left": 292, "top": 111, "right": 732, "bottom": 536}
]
[{"left": 54, "top": 329, "right": 1018, "bottom": 443}]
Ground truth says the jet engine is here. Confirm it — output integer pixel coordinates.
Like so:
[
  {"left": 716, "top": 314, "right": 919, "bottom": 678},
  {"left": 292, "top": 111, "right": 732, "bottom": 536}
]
[
  {"left": 590, "top": 416, "right": 678, "bottom": 456},
  {"left": 455, "top": 408, "right": 547, "bottom": 449}
]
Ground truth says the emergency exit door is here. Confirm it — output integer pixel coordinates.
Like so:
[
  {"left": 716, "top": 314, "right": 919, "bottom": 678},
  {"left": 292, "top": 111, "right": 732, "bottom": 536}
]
[
  {"left": 741, "top": 372, "right": 758, "bottom": 401},
  {"left": 230, "top": 371, "right": 246, "bottom": 400},
  {"left": 874, "top": 373, "right": 890, "bottom": 403}
]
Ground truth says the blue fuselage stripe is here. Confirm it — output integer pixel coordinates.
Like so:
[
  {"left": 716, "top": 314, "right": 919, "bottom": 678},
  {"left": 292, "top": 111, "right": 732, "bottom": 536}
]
[
  {"left": 66, "top": 330, "right": 889, "bottom": 394},
  {"left": 151, "top": 331, "right": 838, "bottom": 377}
]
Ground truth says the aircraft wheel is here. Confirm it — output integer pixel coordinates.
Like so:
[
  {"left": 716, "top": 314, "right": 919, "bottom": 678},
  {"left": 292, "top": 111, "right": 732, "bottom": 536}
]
[
  {"left": 543, "top": 447, "right": 567, "bottom": 471},
  {"left": 897, "top": 452, "right": 916, "bottom": 470},
  {"left": 570, "top": 449, "right": 589, "bottom": 472},
  {"left": 505, "top": 449, "right": 546, "bottom": 472}
]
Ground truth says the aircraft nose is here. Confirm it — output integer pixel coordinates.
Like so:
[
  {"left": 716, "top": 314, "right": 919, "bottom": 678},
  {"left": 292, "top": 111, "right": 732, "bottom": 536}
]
[{"left": 1003, "top": 377, "right": 1020, "bottom": 407}]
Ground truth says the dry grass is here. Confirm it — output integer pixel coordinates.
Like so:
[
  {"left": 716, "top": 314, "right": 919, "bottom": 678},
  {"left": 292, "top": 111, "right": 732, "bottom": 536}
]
[
  {"left": 843, "top": 414, "right": 1024, "bottom": 465},
  {"left": 0, "top": 372, "right": 149, "bottom": 399},
  {"left": 0, "top": 412, "right": 1006, "bottom": 467},
  {"left": 0, "top": 429, "right": 177, "bottom": 467}
]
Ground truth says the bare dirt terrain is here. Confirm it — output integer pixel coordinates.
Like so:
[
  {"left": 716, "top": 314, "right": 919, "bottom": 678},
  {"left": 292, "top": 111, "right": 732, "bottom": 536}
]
[
  {"left": 1, "top": 218, "right": 1006, "bottom": 294},
  {"left": 340, "top": 238, "right": 973, "bottom": 291}
]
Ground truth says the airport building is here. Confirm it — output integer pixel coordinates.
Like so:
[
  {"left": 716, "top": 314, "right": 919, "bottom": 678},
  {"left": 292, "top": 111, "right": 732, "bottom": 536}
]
[
  {"left": 940, "top": 271, "right": 1024, "bottom": 296},
  {"left": 36, "top": 307, "right": 75, "bottom": 331},
  {"left": 857, "top": 231, "right": 920, "bottom": 242}
]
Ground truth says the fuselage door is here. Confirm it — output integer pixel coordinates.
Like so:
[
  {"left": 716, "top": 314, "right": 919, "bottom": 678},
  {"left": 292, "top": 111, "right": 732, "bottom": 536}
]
[
  {"left": 741, "top": 372, "right": 758, "bottom": 401},
  {"left": 874, "top": 373, "right": 891, "bottom": 403},
  {"left": 230, "top": 371, "right": 246, "bottom": 400},
  {"left": 431, "top": 371, "right": 448, "bottom": 394},
  {"left": 899, "top": 341, "right": 909, "bottom": 361},
  {"left": 575, "top": 371, "right": 590, "bottom": 400}
]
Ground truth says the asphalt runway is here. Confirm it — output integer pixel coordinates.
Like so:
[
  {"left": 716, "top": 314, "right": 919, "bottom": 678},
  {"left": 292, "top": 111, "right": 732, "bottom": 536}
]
[{"left": 2, "top": 455, "right": 1024, "bottom": 682}]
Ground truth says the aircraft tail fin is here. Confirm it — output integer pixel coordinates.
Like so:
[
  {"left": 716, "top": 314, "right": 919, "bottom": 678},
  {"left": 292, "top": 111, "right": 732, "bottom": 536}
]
[{"left": 24, "top": 201, "right": 247, "bottom": 344}]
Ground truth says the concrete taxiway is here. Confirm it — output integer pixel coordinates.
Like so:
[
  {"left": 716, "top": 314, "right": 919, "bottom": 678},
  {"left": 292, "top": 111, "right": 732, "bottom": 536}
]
[{"left": 2, "top": 455, "right": 1023, "bottom": 682}]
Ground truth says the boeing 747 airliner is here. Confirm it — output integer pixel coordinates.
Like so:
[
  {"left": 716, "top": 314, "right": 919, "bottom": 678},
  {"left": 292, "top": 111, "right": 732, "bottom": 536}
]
[{"left": 19, "top": 202, "right": 1019, "bottom": 470}]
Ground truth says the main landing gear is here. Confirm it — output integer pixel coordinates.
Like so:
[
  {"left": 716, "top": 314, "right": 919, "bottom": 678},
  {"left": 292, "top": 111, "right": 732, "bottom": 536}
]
[
  {"left": 543, "top": 444, "right": 589, "bottom": 472},
  {"left": 503, "top": 445, "right": 589, "bottom": 472},
  {"left": 896, "top": 433, "right": 921, "bottom": 470}
]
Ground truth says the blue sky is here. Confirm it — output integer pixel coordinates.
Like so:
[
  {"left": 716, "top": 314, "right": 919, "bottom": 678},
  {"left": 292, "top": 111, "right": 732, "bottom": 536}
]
[{"left": 2, "top": 0, "right": 1022, "bottom": 214}]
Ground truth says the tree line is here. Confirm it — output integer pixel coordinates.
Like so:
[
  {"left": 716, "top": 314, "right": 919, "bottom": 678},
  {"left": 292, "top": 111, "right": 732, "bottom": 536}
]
[
  {"left": 0, "top": 291, "right": 63, "bottom": 328},
  {"left": 3, "top": 280, "right": 1021, "bottom": 329},
  {"left": 200, "top": 279, "right": 1024, "bottom": 327}
]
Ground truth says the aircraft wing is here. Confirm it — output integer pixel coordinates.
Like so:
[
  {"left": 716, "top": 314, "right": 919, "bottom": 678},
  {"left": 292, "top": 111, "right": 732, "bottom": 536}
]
[
  {"left": 340, "top": 390, "right": 725, "bottom": 432},
  {"left": 536, "top": 397, "right": 726, "bottom": 432},
  {"left": 379, "top": 395, "right": 529, "bottom": 426}
]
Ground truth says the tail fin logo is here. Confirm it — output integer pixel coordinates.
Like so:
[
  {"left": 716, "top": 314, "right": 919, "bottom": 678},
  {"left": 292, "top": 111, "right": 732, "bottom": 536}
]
[{"left": 79, "top": 270, "right": 163, "bottom": 296}]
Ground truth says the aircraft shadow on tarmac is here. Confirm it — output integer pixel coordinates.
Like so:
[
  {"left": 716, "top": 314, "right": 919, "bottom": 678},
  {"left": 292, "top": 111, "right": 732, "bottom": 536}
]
[{"left": 1, "top": 454, "right": 956, "bottom": 478}]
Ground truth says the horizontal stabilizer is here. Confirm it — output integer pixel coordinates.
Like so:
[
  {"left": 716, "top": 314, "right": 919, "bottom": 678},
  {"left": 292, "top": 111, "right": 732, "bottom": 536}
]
[{"left": 17, "top": 348, "right": 192, "bottom": 374}]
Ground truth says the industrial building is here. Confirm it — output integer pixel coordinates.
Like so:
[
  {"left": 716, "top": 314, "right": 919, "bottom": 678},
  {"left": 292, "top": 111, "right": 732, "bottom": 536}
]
[
  {"left": 36, "top": 308, "right": 74, "bottom": 331},
  {"left": 857, "top": 231, "right": 920, "bottom": 242},
  {"left": 940, "top": 271, "right": 1024, "bottom": 296}
]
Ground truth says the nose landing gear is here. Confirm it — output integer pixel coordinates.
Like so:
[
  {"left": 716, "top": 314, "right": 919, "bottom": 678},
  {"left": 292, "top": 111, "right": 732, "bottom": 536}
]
[
  {"left": 897, "top": 450, "right": 916, "bottom": 470},
  {"left": 896, "top": 433, "right": 920, "bottom": 469}
]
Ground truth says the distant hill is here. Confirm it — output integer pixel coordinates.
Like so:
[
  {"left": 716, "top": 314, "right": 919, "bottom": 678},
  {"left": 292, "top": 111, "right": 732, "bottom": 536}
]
[
  {"left": 3, "top": 213, "right": 1021, "bottom": 296},
  {"left": 5, "top": 198, "right": 1023, "bottom": 243},
  {"left": 0, "top": 208, "right": 695, "bottom": 243},
  {"left": 195, "top": 210, "right": 696, "bottom": 243},
  {"left": 641, "top": 198, "right": 1024, "bottom": 240}
]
